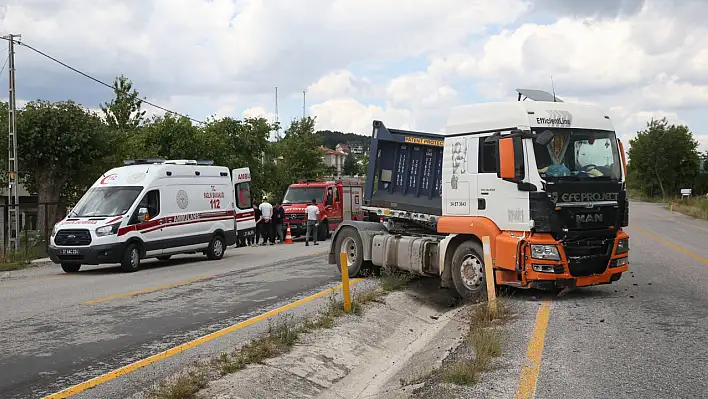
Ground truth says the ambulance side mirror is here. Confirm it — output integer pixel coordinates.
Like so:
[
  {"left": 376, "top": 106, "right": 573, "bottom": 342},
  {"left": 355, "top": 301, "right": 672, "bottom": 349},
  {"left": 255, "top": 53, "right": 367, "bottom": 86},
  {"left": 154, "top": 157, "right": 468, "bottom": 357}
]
[
  {"left": 138, "top": 207, "right": 150, "bottom": 221},
  {"left": 496, "top": 136, "right": 525, "bottom": 182}
]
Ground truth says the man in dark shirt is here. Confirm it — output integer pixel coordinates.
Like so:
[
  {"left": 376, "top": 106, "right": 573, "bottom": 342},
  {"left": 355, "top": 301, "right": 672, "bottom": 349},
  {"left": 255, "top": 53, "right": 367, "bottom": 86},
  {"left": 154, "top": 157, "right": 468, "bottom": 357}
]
[
  {"left": 273, "top": 202, "right": 285, "bottom": 243},
  {"left": 252, "top": 203, "right": 262, "bottom": 246}
]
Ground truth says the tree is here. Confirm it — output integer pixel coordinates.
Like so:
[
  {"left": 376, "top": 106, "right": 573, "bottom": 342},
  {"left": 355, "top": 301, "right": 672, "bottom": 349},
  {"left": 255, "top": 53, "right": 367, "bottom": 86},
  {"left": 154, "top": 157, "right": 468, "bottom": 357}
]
[
  {"left": 16, "top": 100, "right": 111, "bottom": 232},
  {"left": 627, "top": 118, "right": 701, "bottom": 198},
  {"left": 271, "top": 117, "right": 326, "bottom": 197},
  {"left": 100, "top": 75, "right": 146, "bottom": 131},
  {"left": 342, "top": 152, "right": 359, "bottom": 175}
]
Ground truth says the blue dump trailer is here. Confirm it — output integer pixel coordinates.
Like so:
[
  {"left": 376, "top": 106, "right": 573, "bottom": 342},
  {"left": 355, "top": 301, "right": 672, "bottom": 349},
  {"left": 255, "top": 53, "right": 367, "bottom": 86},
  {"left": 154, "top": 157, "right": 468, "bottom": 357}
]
[{"left": 363, "top": 120, "right": 444, "bottom": 216}]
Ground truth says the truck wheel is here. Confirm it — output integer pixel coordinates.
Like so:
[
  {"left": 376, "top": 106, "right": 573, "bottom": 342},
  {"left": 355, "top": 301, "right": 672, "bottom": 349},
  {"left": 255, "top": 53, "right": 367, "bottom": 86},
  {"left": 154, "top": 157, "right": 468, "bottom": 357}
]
[
  {"left": 207, "top": 235, "right": 226, "bottom": 260},
  {"left": 451, "top": 241, "right": 487, "bottom": 300},
  {"left": 121, "top": 243, "right": 141, "bottom": 272},
  {"left": 61, "top": 263, "right": 81, "bottom": 273},
  {"left": 318, "top": 222, "right": 329, "bottom": 241},
  {"left": 336, "top": 228, "right": 365, "bottom": 278}
]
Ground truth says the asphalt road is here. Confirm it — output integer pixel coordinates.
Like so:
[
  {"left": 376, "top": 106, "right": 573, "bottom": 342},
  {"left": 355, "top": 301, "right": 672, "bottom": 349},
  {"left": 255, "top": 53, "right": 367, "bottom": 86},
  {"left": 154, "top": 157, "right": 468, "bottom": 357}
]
[
  {"left": 468, "top": 201, "right": 708, "bottom": 399},
  {"left": 0, "top": 241, "right": 339, "bottom": 399},
  {"left": 534, "top": 201, "right": 708, "bottom": 399}
]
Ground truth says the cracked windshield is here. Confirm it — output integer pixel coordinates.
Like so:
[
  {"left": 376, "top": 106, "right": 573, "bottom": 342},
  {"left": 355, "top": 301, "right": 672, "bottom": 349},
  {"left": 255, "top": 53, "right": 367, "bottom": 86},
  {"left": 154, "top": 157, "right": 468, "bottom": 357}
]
[{"left": 2, "top": 1, "right": 707, "bottom": 399}]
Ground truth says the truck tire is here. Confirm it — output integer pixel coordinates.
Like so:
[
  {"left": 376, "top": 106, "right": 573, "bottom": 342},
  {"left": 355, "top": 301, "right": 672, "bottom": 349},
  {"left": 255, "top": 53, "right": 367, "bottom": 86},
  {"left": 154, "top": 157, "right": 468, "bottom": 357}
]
[
  {"left": 318, "top": 222, "right": 329, "bottom": 241},
  {"left": 207, "top": 235, "right": 226, "bottom": 260},
  {"left": 451, "top": 240, "right": 487, "bottom": 300},
  {"left": 61, "top": 263, "right": 81, "bottom": 273},
  {"left": 121, "top": 243, "right": 141, "bottom": 272},
  {"left": 335, "top": 227, "right": 365, "bottom": 278}
]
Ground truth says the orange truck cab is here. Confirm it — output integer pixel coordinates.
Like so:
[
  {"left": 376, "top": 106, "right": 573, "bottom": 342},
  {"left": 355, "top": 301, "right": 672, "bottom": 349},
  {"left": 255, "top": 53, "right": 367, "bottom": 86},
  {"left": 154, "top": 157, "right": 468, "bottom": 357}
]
[
  {"left": 328, "top": 89, "right": 630, "bottom": 298},
  {"left": 282, "top": 179, "right": 364, "bottom": 241}
]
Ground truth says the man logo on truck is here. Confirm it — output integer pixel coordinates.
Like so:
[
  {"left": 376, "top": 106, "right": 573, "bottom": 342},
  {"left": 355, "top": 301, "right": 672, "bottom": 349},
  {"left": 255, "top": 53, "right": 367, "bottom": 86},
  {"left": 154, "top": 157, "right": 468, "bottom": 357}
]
[{"left": 576, "top": 213, "right": 603, "bottom": 224}]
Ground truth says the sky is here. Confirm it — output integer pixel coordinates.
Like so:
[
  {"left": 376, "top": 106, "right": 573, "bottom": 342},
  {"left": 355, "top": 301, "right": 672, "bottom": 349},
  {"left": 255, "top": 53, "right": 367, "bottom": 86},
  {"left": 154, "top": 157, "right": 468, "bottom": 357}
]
[{"left": 0, "top": 0, "right": 707, "bottom": 152}]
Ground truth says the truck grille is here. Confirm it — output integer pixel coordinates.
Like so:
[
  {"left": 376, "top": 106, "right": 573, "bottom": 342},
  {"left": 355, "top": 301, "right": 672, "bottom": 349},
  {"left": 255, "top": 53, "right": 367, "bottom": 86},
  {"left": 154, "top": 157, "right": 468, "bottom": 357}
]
[
  {"left": 286, "top": 214, "right": 306, "bottom": 221},
  {"left": 562, "top": 237, "right": 612, "bottom": 277},
  {"left": 55, "top": 229, "right": 92, "bottom": 246}
]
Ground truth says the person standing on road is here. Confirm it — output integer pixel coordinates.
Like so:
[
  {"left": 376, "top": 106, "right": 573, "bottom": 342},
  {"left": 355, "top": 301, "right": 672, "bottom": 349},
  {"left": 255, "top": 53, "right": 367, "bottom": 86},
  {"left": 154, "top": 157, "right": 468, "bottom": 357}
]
[
  {"left": 305, "top": 199, "right": 320, "bottom": 246},
  {"left": 252, "top": 203, "right": 262, "bottom": 246},
  {"left": 259, "top": 196, "right": 275, "bottom": 245},
  {"left": 273, "top": 202, "right": 285, "bottom": 243}
]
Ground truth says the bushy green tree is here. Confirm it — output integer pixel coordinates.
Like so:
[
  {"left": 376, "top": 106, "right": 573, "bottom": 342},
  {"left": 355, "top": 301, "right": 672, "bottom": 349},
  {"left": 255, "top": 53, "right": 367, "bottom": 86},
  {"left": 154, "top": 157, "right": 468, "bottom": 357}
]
[{"left": 627, "top": 118, "right": 700, "bottom": 198}]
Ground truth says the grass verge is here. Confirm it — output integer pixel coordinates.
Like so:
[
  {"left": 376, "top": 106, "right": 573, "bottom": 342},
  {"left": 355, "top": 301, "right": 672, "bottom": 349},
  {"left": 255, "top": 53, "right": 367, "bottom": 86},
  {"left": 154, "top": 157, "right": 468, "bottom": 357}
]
[
  {"left": 671, "top": 197, "right": 708, "bottom": 220},
  {"left": 0, "top": 246, "right": 47, "bottom": 272},
  {"left": 146, "top": 266, "right": 415, "bottom": 399},
  {"left": 439, "top": 298, "right": 512, "bottom": 386}
]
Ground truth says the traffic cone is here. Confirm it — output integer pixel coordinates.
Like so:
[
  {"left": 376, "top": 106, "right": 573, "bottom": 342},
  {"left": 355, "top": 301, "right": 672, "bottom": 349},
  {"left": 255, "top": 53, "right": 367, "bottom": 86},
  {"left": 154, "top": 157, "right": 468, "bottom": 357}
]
[{"left": 284, "top": 224, "right": 294, "bottom": 244}]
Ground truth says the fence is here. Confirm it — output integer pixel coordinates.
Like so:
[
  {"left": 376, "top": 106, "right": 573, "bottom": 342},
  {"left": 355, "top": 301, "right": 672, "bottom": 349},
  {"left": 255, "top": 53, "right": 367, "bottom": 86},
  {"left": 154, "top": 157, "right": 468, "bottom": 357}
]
[{"left": 0, "top": 201, "right": 71, "bottom": 263}]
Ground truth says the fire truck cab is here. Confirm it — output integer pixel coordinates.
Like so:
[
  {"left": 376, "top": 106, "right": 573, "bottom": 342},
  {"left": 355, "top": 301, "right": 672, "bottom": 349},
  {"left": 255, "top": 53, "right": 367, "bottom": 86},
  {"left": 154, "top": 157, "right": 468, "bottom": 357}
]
[{"left": 282, "top": 179, "right": 364, "bottom": 240}]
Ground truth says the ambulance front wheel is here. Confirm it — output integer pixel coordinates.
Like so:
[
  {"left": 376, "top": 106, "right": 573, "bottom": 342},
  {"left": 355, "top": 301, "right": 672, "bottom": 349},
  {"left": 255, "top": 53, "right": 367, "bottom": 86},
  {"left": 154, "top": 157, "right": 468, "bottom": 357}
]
[
  {"left": 121, "top": 243, "right": 141, "bottom": 272},
  {"left": 61, "top": 263, "right": 81, "bottom": 273},
  {"left": 207, "top": 234, "right": 226, "bottom": 260}
]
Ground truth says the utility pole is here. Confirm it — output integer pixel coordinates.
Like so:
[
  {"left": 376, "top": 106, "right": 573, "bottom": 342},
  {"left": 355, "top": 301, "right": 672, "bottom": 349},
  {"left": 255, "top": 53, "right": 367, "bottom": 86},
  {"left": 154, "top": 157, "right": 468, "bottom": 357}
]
[
  {"left": 4, "top": 33, "right": 20, "bottom": 251},
  {"left": 302, "top": 90, "right": 307, "bottom": 119},
  {"left": 274, "top": 86, "right": 280, "bottom": 140}
]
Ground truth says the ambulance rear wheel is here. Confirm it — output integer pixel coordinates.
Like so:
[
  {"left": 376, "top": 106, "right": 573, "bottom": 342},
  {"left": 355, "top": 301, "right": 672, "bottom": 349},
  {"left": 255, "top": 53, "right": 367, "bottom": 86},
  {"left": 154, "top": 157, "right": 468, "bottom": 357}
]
[
  {"left": 61, "top": 263, "right": 81, "bottom": 273},
  {"left": 121, "top": 243, "right": 141, "bottom": 272},
  {"left": 207, "top": 235, "right": 226, "bottom": 260},
  {"left": 451, "top": 241, "right": 487, "bottom": 300}
]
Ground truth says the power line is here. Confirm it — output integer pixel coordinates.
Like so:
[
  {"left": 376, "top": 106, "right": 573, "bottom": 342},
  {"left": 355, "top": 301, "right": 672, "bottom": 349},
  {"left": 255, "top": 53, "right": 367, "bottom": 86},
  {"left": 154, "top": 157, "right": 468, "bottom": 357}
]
[
  {"left": 0, "top": 54, "right": 8, "bottom": 77},
  {"left": 0, "top": 36, "right": 202, "bottom": 123}
]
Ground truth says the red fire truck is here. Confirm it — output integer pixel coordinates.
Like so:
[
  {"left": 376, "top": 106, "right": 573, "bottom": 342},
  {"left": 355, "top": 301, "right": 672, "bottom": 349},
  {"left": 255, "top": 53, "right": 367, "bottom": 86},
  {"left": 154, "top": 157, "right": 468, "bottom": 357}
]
[{"left": 282, "top": 179, "right": 365, "bottom": 240}]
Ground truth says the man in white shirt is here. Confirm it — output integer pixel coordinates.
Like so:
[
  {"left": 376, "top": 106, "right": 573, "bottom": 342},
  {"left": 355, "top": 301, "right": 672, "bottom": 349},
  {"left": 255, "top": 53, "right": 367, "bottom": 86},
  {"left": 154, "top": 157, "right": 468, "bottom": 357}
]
[
  {"left": 305, "top": 199, "right": 320, "bottom": 246},
  {"left": 259, "top": 196, "right": 275, "bottom": 245}
]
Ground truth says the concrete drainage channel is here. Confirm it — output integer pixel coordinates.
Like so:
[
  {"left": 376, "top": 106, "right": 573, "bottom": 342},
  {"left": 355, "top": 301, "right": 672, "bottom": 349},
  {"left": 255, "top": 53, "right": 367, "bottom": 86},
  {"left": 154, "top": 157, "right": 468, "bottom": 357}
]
[{"left": 137, "top": 278, "right": 512, "bottom": 399}]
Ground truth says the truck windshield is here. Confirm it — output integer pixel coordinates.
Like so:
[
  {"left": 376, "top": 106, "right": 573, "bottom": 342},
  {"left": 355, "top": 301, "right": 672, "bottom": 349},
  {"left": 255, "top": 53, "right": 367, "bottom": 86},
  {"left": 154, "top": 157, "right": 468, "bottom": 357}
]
[
  {"left": 533, "top": 129, "right": 621, "bottom": 181},
  {"left": 282, "top": 187, "right": 325, "bottom": 204},
  {"left": 70, "top": 186, "right": 143, "bottom": 217}
]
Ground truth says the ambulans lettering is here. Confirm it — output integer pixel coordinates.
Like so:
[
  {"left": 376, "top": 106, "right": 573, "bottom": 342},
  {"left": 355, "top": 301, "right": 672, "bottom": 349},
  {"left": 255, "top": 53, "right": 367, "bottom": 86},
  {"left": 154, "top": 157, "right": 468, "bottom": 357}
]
[
  {"left": 204, "top": 192, "right": 225, "bottom": 199},
  {"left": 237, "top": 173, "right": 250, "bottom": 180},
  {"left": 172, "top": 213, "right": 201, "bottom": 223}
]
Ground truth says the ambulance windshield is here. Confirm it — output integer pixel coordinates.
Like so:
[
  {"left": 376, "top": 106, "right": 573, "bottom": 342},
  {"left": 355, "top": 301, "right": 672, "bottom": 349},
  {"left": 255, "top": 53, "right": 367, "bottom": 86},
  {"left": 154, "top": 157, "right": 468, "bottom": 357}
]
[
  {"left": 533, "top": 129, "right": 622, "bottom": 181},
  {"left": 282, "top": 187, "right": 325, "bottom": 204},
  {"left": 71, "top": 186, "right": 143, "bottom": 217}
]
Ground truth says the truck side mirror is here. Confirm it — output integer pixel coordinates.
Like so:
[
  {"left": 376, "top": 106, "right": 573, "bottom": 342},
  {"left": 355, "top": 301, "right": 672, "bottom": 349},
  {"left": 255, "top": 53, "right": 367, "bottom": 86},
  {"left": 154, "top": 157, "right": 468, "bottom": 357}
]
[{"left": 496, "top": 136, "right": 525, "bottom": 182}]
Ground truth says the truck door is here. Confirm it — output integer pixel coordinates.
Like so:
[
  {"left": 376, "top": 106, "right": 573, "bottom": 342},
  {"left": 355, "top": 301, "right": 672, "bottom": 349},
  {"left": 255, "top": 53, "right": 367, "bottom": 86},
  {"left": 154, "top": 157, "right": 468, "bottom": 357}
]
[
  {"left": 232, "top": 168, "right": 256, "bottom": 240},
  {"left": 476, "top": 136, "right": 528, "bottom": 231},
  {"left": 324, "top": 185, "right": 336, "bottom": 228}
]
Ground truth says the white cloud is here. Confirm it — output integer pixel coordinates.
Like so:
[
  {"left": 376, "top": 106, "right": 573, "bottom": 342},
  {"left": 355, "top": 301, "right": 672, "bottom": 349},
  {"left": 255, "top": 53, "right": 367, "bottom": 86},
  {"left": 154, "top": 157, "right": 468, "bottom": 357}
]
[
  {"left": 311, "top": 98, "right": 413, "bottom": 135},
  {"left": 0, "top": 0, "right": 706, "bottom": 154}
]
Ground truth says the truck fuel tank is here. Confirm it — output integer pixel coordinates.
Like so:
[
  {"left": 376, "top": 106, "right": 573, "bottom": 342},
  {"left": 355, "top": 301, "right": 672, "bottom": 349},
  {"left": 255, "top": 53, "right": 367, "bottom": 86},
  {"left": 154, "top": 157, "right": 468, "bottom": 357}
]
[{"left": 371, "top": 234, "right": 439, "bottom": 275}]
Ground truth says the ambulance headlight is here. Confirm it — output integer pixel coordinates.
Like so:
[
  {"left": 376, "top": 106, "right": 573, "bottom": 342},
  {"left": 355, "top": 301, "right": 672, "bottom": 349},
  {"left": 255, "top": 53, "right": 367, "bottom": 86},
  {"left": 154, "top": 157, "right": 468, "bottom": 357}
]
[
  {"left": 51, "top": 225, "right": 59, "bottom": 237},
  {"left": 96, "top": 222, "right": 121, "bottom": 237},
  {"left": 531, "top": 244, "right": 560, "bottom": 260}
]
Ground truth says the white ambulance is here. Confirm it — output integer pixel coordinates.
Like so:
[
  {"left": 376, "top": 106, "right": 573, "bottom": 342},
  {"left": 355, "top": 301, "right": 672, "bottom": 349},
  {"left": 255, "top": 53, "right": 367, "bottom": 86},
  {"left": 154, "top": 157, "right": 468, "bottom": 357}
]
[{"left": 48, "top": 159, "right": 256, "bottom": 273}]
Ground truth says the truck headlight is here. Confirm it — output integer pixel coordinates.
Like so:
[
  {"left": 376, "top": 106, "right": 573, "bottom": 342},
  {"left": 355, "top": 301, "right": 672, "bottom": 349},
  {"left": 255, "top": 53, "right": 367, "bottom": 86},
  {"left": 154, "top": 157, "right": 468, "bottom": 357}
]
[
  {"left": 531, "top": 244, "right": 560, "bottom": 260},
  {"left": 96, "top": 222, "right": 121, "bottom": 237},
  {"left": 615, "top": 238, "right": 629, "bottom": 254}
]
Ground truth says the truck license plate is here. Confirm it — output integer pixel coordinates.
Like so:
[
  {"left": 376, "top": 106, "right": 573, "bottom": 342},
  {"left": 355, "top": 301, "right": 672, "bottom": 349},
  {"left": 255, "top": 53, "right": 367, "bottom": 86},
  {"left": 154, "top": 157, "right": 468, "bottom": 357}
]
[{"left": 60, "top": 249, "right": 80, "bottom": 255}]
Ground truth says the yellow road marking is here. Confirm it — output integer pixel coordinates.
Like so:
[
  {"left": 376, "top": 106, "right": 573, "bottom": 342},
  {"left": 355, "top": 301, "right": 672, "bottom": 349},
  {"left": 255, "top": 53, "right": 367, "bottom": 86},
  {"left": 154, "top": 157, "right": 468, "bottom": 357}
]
[
  {"left": 0, "top": 275, "right": 71, "bottom": 289},
  {"left": 515, "top": 300, "right": 552, "bottom": 399},
  {"left": 634, "top": 226, "right": 708, "bottom": 265},
  {"left": 44, "top": 278, "right": 363, "bottom": 398},
  {"left": 83, "top": 276, "right": 216, "bottom": 305}
]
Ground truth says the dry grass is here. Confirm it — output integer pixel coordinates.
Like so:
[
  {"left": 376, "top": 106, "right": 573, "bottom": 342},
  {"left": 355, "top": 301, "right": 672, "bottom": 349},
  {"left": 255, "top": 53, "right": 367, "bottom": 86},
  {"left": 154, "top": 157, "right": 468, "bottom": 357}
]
[
  {"left": 147, "top": 369, "right": 208, "bottom": 399},
  {"left": 671, "top": 197, "right": 708, "bottom": 220},
  {"left": 439, "top": 298, "right": 512, "bottom": 386},
  {"left": 0, "top": 246, "right": 47, "bottom": 272}
]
